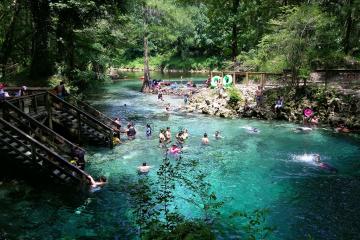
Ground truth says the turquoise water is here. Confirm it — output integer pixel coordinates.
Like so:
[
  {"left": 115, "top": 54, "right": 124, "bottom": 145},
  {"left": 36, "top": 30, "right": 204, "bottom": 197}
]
[{"left": 1, "top": 76, "right": 360, "bottom": 239}]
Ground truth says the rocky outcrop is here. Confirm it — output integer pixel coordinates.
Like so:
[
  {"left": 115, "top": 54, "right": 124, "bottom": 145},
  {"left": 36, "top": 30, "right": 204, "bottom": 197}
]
[{"left": 183, "top": 85, "right": 360, "bottom": 130}]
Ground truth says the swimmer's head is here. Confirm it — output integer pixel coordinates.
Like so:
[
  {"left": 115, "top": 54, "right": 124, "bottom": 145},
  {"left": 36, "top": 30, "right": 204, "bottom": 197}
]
[
  {"left": 99, "top": 176, "right": 107, "bottom": 182},
  {"left": 146, "top": 124, "right": 150, "bottom": 128},
  {"left": 215, "top": 131, "right": 220, "bottom": 135},
  {"left": 142, "top": 162, "right": 147, "bottom": 166},
  {"left": 314, "top": 154, "right": 321, "bottom": 163},
  {"left": 204, "top": 133, "right": 208, "bottom": 137}
]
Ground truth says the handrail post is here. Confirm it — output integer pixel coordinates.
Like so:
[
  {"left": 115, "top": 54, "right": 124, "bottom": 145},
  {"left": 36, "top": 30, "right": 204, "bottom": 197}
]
[
  {"left": 109, "top": 130, "right": 113, "bottom": 148},
  {"left": 31, "top": 141, "right": 37, "bottom": 162},
  {"left": 46, "top": 93, "right": 53, "bottom": 129},
  {"left": 77, "top": 111, "right": 82, "bottom": 144},
  {"left": 33, "top": 95, "right": 38, "bottom": 114}
]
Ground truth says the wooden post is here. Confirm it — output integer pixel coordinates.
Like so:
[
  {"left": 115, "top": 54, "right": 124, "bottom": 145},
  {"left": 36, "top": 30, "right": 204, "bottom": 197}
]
[
  {"left": 77, "top": 111, "right": 81, "bottom": 143},
  {"left": 30, "top": 142, "right": 37, "bottom": 163},
  {"left": 45, "top": 93, "right": 53, "bottom": 129},
  {"left": 233, "top": 72, "right": 236, "bottom": 86},
  {"left": 246, "top": 72, "right": 249, "bottom": 85},
  {"left": 109, "top": 130, "right": 113, "bottom": 149},
  {"left": 33, "top": 95, "right": 38, "bottom": 114}
]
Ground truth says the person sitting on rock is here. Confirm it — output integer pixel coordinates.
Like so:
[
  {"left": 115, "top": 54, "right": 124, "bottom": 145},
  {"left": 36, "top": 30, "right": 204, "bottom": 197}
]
[{"left": 274, "top": 96, "right": 284, "bottom": 111}]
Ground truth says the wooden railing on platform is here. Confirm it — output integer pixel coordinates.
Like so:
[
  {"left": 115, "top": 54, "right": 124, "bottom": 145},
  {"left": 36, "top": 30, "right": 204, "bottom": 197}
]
[
  {"left": 76, "top": 99, "right": 120, "bottom": 130},
  {"left": 2, "top": 100, "right": 84, "bottom": 159},
  {"left": 7, "top": 92, "right": 114, "bottom": 148},
  {"left": 0, "top": 118, "right": 90, "bottom": 187},
  {"left": 47, "top": 92, "right": 114, "bottom": 148}
]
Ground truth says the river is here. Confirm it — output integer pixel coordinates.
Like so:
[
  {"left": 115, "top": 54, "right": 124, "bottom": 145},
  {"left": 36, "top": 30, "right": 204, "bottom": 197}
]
[{"left": 0, "top": 73, "right": 360, "bottom": 239}]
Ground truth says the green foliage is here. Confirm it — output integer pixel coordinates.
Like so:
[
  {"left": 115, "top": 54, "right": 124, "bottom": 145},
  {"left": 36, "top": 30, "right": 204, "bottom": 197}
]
[
  {"left": 143, "top": 221, "right": 216, "bottom": 240},
  {"left": 228, "top": 87, "right": 243, "bottom": 106},
  {"left": 230, "top": 209, "right": 275, "bottom": 240}
]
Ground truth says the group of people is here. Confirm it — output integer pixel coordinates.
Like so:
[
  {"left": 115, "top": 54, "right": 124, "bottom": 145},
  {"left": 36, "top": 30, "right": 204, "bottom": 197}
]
[{"left": 0, "top": 84, "right": 28, "bottom": 100}]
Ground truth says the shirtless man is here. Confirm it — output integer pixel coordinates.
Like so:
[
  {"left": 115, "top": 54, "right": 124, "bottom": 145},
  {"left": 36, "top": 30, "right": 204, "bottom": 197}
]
[
  {"left": 138, "top": 162, "right": 152, "bottom": 174},
  {"left": 87, "top": 175, "right": 107, "bottom": 188},
  {"left": 202, "top": 133, "right": 209, "bottom": 145},
  {"left": 255, "top": 85, "right": 263, "bottom": 107}
]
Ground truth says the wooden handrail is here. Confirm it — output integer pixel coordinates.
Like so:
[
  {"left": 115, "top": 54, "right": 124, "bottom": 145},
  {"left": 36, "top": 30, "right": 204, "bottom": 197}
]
[
  {"left": 7, "top": 92, "right": 47, "bottom": 102},
  {"left": 3, "top": 101, "right": 85, "bottom": 153},
  {"left": 77, "top": 100, "right": 120, "bottom": 128},
  {"left": 0, "top": 118, "right": 90, "bottom": 182},
  {"left": 48, "top": 92, "right": 113, "bottom": 133}
]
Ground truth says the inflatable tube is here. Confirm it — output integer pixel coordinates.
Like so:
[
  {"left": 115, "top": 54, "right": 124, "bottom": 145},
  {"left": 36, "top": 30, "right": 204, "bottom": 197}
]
[
  {"left": 211, "top": 76, "right": 221, "bottom": 89},
  {"left": 223, "top": 75, "right": 233, "bottom": 88}
]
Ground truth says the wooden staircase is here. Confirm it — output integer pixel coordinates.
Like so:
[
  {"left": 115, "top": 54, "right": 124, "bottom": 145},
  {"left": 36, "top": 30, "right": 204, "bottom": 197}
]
[
  {"left": 7, "top": 92, "right": 115, "bottom": 148},
  {"left": 0, "top": 118, "right": 89, "bottom": 187}
]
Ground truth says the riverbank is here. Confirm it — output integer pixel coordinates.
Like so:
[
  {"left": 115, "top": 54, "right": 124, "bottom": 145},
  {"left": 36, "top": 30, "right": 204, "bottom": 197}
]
[{"left": 182, "top": 84, "right": 360, "bottom": 130}]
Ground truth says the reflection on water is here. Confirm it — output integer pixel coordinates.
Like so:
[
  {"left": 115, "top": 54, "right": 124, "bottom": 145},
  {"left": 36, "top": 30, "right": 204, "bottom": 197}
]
[{"left": 1, "top": 78, "right": 360, "bottom": 240}]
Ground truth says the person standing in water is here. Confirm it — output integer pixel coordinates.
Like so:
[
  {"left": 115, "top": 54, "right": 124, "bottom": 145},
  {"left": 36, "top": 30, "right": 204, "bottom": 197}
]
[
  {"left": 214, "top": 131, "right": 222, "bottom": 140},
  {"left": 126, "top": 123, "right": 137, "bottom": 140},
  {"left": 159, "top": 129, "right": 166, "bottom": 147},
  {"left": 202, "top": 133, "right": 209, "bottom": 145},
  {"left": 165, "top": 127, "right": 171, "bottom": 143},
  {"left": 146, "top": 124, "right": 152, "bottom": 139}
]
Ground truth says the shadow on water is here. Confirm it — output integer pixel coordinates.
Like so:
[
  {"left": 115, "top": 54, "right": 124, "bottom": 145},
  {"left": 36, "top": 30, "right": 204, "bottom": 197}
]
[{"left": 270, "top": 174, "right": 360, "bottom": 240}]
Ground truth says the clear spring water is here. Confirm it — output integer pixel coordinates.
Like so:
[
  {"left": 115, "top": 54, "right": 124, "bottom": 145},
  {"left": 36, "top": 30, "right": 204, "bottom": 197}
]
[{"left": 1, "top": 74, "right": 360, "bottom": 239}]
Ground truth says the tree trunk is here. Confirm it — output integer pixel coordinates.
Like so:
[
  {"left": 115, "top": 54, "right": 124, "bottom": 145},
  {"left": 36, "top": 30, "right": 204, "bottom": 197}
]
[
  {"left": 141, "top": 35, "right": 151, "bottom": 92},
  {"left": 29, "top": 0, "right": 53, "bottom": 79},
  {"left": 231, "top": 0, "right": 240, "bottom": 61},
  {"left": 343, "top": 0, "right": 354, "bottom": 54},
  {"left": 0, "top": 0, "right": 21, "bottom": 79}
]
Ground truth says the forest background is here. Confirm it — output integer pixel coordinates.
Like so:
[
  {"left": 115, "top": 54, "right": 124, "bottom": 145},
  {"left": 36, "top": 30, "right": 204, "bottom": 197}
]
[{"left": 0, "top": 0, "right": 359, "bottom": 89}]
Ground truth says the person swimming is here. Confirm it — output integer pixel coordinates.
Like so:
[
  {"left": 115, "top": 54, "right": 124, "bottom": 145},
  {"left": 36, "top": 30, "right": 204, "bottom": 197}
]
[
  {"left": 169, "top": 144, "right": 181, "bottom": 155},
  {"left": 87, "top": 175, "right": 107, "bottom": 190},
  {"left": 214, "top": 131, "right": 222, "bottom": 139},
  {"left": 159, "top": 129, "right": 166, "bottom": 147},
  {"left": 138, "top": 162, "right": 152, "bottom": 174},
  {"left": 126, "top": 123, "right": 136, "bottom": 140},
  {"left": 202, "top": 133, "right": 209, "bottom": 144},
  {"left": 243, "top": 126, "right": 260, "bottom": 133},
  {"left": 313, "top": 154, "right": 338, "bottom": 173},
  {"left": 295, "top": 126, "right": 313, "bottom": 132}
]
